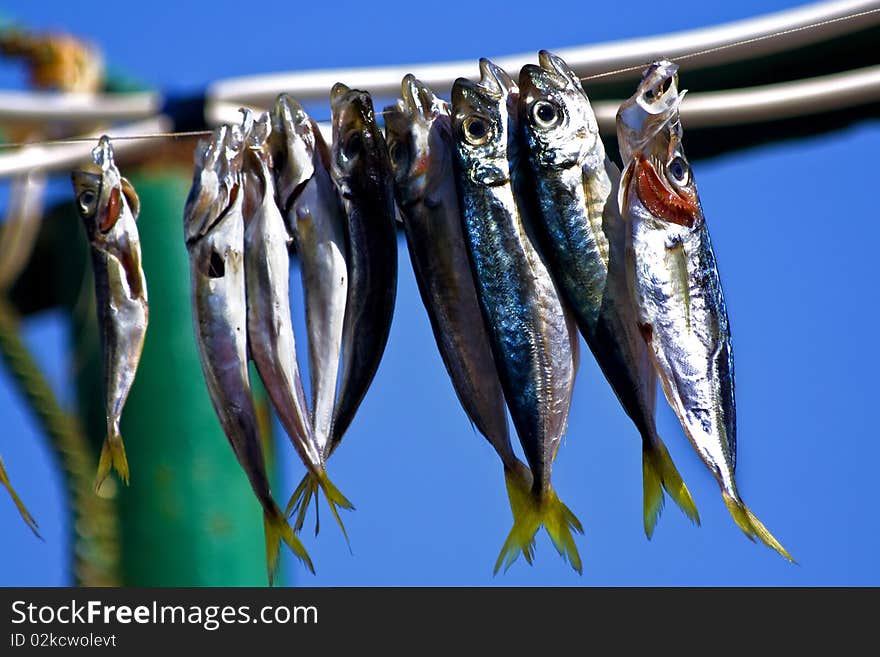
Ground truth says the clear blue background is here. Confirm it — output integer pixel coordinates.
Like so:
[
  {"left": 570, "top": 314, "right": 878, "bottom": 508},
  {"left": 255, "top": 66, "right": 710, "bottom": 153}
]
[{"left": 1, "top": 0, "right": 876, "bottom": 586}]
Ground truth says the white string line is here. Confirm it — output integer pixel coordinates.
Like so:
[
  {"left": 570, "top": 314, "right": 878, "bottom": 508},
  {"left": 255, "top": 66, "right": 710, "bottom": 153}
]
[
  {"left": 577, "top": 5, "right": 880, "bottom": 82},
  {"left": 1, "top": 5, "right": 877, "bottom": 151}
]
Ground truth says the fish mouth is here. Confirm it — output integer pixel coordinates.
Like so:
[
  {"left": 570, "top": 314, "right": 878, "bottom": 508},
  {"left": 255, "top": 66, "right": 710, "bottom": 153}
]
[
  {"left": 400, "top": 74, "right": 445, "bottom": 120},
  {"left": 245, "top": 111, "right": 272, "bottom": 152},
  {"left": 633, "top": 156, "right": 700, "bottom": 228},
  {"left": 331, "top": 84, "right": 375, "bottom": 141},
  {"left": 478, "top": 58, "right": 517, "bottom": 96},
  {"left": 537, "top": 50, "right": 583, "bottom": 90},
  {"left": 184, "top": 126, "right": 243, "bottom": 244},
  {"left": 90, "top": 135, "right": 115, "bottom": 171},
  {"left": 273, "top": 93, "right": 314, "bottom": 144}
]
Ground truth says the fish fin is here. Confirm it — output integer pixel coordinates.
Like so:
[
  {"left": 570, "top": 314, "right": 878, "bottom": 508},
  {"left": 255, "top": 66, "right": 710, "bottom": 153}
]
[
  {"left": 495, "top": 467, "right": 584, "bottom": 575},
  {"left": 495, "top": 467, "right": 540, "bottom": 575},
  {"left": 264, "top": 507, "right": 314, "bottom": 585},
  {"left": 286, "top": 470, "right": 355, "bottom": 550},
  {"left": 541, "top": 488, "right": 585, "bottom": 575},
  {"left": 94, "top": 428, "right": 129, "bottom": 490},
  {"left": 0, "top": 457, "right": 41, "bottom": 539},
  {"left": 642, "top": 441, "right": 700, "bottom": 538},
  {"left": 722, "top": 492, "right": 796, "bottom": 564}
]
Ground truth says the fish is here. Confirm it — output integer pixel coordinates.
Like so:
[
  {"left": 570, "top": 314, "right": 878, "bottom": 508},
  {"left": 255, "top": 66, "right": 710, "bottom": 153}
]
[
  {"left": 451, "top": 59, "right": 582, "bottom": 574},
  {"left": 184, "top": 123, "right": 313, "bottom": 582},
  {"left": 617, "top": 78, "right": 794, "bottom": 562},
  {"left": 270, "top": 95, "right": 354, "bottom": 536},
  {"left": 327, "top": 83, "right": 398, "bottom": 457},
  {"left": 518, "top": 51, "right": 698, "bottom": 537},
  {"left": 0, "top": 454, "right": 40, "bottom": 538},
  {"left": 384, "top": 75, "right": 533, "bottom": 548},
  {"left": 71, "top": 136, "right": 148, "bottom": 490}
]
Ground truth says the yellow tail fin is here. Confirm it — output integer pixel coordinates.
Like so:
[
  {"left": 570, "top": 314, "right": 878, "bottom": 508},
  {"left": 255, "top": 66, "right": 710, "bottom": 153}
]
[
  {"left": 642, "top": 441, "right": 700, "bottom": 538},
  {"left": 95, "top": 429, "right": 129, "bottom": 491},
  {"left": 264, "top": 508, "right": 314, "bottom": 585},
  {"left": 495, "top": 467, "right": 584, "bottom": 575},
  {"left": 285, "top": 469, "right": 355, "bottom": 547},
  {"left": 0, "top": 456, "right": 40, "bottom": 539},
  {"left": 722, "top": 492, "right": 796, "bottom": 563}
]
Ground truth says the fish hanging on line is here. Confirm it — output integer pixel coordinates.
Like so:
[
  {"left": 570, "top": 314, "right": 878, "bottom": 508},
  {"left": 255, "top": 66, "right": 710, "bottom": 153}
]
[
  {"left": 71, "top": 136, "right": 148, "bottom": 490},
  {"left": 617, "top": 63, "right": 794, "bottom": 562},
  {"left": 238, "top": 106, "right": 353, "bottom": 541},
  {"left": 184, "top": 120, "right": 313, "bottom": 583},
  {"left": 518, "top": 51, "right": 698, "bottom": 538},
  {"left": 269, "top": 95, "right": 354, "bottom": 539},
  {"left": 451, "top": 59, "right": 582, "bottom": 574},
  {"left": 384, "top": 74, "right": 534, "bottom": 567}
]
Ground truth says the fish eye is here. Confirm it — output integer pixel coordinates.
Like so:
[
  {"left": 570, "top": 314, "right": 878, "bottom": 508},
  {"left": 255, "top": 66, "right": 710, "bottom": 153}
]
[
  {"left": 343, "top": 131, "right": 362, "bottom": 159},
  {"left": 668, "top": 156, "right": 689, "bottom": 184},
  {"left": 644, "top": 88, "right": 655, "bottom": 102},
  {"left": 462, "top": 116, "right": 490, "bottom": 146},
  {"left": 388, "top": 139, "right": 411, "bottom": 173},
  {"left": 78, "top": 189, "right": 97, "bottom": 213},
  {"left": 530, "top": 100, "right": 562, "bottom": 129}
]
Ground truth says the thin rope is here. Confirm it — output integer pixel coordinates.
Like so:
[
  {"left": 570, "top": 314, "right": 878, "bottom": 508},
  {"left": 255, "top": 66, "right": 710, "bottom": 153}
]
[
  {"left": 0, "top": 5, "right": 876, "bottom": 150},
  {"left": 578, "top": 5, "right": 880, "bottom": 82},
  {"left": 0, "top": 130, "right": 212, "bottom": 150}
]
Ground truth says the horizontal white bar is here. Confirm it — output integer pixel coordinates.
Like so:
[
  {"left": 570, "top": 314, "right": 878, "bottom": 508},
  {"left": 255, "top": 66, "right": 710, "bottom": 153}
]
[{"left": 208, "top": 0, "right": 880, "bottom": 106}]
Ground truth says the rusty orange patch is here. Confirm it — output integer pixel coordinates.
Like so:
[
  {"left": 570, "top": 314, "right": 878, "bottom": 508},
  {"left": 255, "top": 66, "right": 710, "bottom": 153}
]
[
  {"left": 100, "top": 187, "right": 122, "bottom": 232},
  {"left": 635, "top": 157, "right": 698, "bottom": 228}
]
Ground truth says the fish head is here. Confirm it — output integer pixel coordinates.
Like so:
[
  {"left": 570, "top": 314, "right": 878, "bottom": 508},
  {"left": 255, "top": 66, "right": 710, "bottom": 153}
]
[
  {"left": 617, "top": 60, "right": 683, "bottom": 165},
  {"left": 242, "top": 109, "right": 274, "bottom": 216},
  {"left": 384, "top": 75, "right": 451, "bottom": 208},
  {"left": 623, "top": 118, "right": 703, "bottom": 231},
  {"left": 330, "top": 83, "right": 389, "bottom": 192},
  {"left": 71, "top": 135, "right": 139, "bottom": 242},
  {"left": 519, "top": 53, "right": 599, "bottom": 169},
  {"left": 270, "top": 93, "right": 317, "bottom": 211},
  {"left": 183, "top": 124, "right": 242, "bottom": 245},
  {"left": 451, "top": 62, "right": 514, "bottom": 186}
]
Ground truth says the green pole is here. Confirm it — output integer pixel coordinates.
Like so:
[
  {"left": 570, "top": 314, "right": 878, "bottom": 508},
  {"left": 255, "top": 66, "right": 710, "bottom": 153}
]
[{"left": 67, "top": 166, "right": 271, "bottom": 585}]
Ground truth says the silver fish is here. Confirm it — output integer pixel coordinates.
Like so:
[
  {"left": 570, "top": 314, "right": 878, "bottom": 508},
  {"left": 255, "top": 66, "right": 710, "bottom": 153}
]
[
  {"left": 618, "top": 84, "right": 793, "bottom": 562},
  {"left": 71, "top": 136, "right": 147, "bottom": 489},
  {"left": 384, "top": 75, "right": 532, "bottom": 530},
  {"left": 451, "top": 59, "right": 581, "bottom": 574},
  {"left": 254, "top": 101, "right": 353, "bottom": 539},
  {"left": 518, "top": 51, "right": 698, "bottom": 537},
  {"left": 328, "top": 83, "right": 398, "bottom": 457},
  {"left": 271, "top": 95, "right": 348, "bottom": 462},
  {"left": 184, "top": 124, "right": 313, "bottom": 582}
]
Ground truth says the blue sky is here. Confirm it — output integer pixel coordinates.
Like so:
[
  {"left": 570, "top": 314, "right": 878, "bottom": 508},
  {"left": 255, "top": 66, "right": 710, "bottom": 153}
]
[{"left": 1, "top": 0, "right": 877, "bottom": 586}]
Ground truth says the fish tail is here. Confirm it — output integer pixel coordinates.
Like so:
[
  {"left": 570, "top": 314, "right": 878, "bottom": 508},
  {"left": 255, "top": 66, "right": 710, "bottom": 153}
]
[
  {"left": 495, "top": 465, "right": 540, "bottom": 574},
  {"left": 642, "top": 440, "right": 700, "bottom": 538},
  {"left": 94, "top": 427, "right": 129, "bottom": 490},
  {"left": 722, "top": 491, "right": 796, "bottom": 563},
  {"left": 0, "top": 457, "right": 41, "bottom": 539},
  {"left": 285, "top": 470, "right": 355, "bottom": 547},
  {"left": 541, "top": 487, "right": 585, "bottom": 575},
  {"left": 263, "top": 506, "right": 315, "bottom": 585},
  {"left": 495, "top": 467, "right": 584, "bottom": 575}
]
